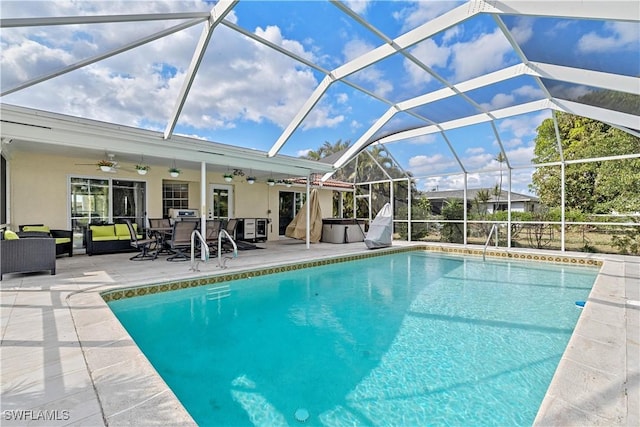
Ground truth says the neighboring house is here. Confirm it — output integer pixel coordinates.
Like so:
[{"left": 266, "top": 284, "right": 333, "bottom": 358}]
[{"left": 424, "top": 189, "right": 539, "bottom": 215}]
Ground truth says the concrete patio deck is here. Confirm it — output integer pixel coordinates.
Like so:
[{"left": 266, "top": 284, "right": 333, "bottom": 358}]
[{"left": 1, "top": 241, "right": 638, "bottom": 426}]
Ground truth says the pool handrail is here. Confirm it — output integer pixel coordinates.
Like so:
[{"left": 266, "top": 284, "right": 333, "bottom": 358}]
[
  {"left": 217, "top": 229, "right": 238, "bottom": 268},
  {"left": 190, "top": 229, "right": 209, "bottom": 271}
]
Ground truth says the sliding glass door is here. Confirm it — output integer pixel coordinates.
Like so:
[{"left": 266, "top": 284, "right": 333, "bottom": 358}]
[{"left": 70, "top": 177, "right": 146, "bottom": 249}]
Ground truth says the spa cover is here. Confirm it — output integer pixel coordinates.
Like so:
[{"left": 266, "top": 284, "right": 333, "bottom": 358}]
[
  {"left": 365, "top": 203, "right": 392, "bottom": 249},
  {"left": 285, "top": 188, "right": 323, "bottom": 243}
]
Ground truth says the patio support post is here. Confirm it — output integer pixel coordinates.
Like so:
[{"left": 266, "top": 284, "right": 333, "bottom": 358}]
[
  {"left": 407, "top": 178, "right": 412, "bottom": 242},
  {"left": 389, "top": 179, "right": 394, "bottom": 237},
  {"left": 552, "top": 111, "right": 566, "bottom": 252},
  {"left": 463, "top": 173, "right": 468, "bottom": 246},
  {"left": 507, "top": 168, "right": 512, "bottom": 248},
  {"left": 306, "top": 174, "right": 310, "bottom": 249},
  {"left": 200, "top": 161, "right": 206, "bottom": 260},
  {"left": 561, "top": 162, "right": 566, "bottom": 251}
]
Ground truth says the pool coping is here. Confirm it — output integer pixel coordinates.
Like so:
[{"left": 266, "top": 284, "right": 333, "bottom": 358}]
[
  {"left": 64, "top": 244, "right": 636, "bottom": 426},
  {"left": 100, "top": 245, "right": 603, "bottom": 302}
]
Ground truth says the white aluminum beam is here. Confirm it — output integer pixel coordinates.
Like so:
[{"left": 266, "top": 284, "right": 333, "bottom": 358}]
[
  {"left": 272, "top": 2, "right": 478, "bottom": 158},
  {"left": 0, "top": 12, "right": 211, "bottom": 28},
  {"left": 331, "top": 107, "right": 399, "bottom": 170},
  {"left": 379, "top": 99, "right": 551, "bottom": 145},
  {"left": 164, "top": 0, "right": 238, "bottom": 140},
  {"left": 526, "top": 62, "right": 640, "bottom": 95},
  {"left": 489, "top": 1, "right": 640, "bottom": 22},
  {"left": 551, "top": 99, "right": 640, "bottom": 130},
  {"left": 268, "top": 75, "right": 334, "bottom": 157}
]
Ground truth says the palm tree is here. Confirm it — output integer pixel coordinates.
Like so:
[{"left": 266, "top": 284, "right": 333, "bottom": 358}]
[
  {"left": 494, "top": 151, "right": 507, "bottom": 211},
  {"left": 303, "top": 139, "right": 350, "bottom": 161}
]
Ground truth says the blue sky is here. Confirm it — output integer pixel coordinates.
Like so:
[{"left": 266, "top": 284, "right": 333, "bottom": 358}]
[{"left": 1, "top": 1, "right": 638, "bottom": 195}]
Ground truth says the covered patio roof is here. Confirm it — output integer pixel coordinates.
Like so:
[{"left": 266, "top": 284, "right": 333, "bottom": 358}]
[{"left": 0, "top": 1, "right": 638, "bottom": 188}]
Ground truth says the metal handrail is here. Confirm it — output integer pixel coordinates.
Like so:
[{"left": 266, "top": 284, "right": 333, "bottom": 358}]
[
  {"left": 190, "top": 229, "right": 209, "bottom": 271},
  {"left": 217, "top": 229, "right": 238, "bottom": 268},
  {"left": 483, "top": 224, "right": 498, "bottom": 261}
]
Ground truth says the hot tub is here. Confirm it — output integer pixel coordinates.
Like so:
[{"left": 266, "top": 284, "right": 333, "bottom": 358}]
[{"left": 321, "top": 219, "right": 366, "bottom": 243}]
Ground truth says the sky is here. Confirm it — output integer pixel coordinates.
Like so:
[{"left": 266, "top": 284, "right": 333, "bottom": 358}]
[{"left": 1, "top": 1, "right": 638, "bottom": 196}]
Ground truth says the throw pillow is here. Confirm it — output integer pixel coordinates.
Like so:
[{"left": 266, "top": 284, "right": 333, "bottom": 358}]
[{"left": 4, "top": 230, "right": 19, "bottom": 240}]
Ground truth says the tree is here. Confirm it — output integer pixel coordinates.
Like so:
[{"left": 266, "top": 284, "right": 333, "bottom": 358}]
[
  {"left": 441, "top": 199, "right": 464, "bottom": 243},
  {"left": 304, "top": 139, "right": 350, "bottom": 161},
  {"left": 303, "top": 139, "right": 415, "bottom": 219},
  {"left": 530, "top": 113, "right": 640, "bottom": 213},
  {"left": 494, "top": 151, "right": 507, "bottom": 210}
]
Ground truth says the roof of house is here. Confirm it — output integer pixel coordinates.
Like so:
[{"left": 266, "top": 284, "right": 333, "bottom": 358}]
[{"left": 423, "top": 189, "right": 539, "bottom": 203}]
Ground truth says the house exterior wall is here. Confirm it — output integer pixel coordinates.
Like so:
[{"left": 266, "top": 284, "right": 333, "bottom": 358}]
[{"left": 6, "top": 152, "right": 334, "bottom": 242}]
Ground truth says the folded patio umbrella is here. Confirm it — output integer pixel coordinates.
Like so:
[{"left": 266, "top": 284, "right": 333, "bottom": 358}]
[
  {"left": 285, "top": 188, "right": 323, "bottom": 243},
  {"left": 365, "top": 203, "right": 392, "bottom": 249}
]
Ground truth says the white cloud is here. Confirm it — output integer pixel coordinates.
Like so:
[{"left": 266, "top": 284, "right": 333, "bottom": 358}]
[
  {"left": 513, "top": 85, "right": 544, "bottom": 99},
  {"left": 505, "top": 145, "right": 535, "bottom": 166},
  {"left": 297, "top": 148, "right": 313, "bottom": 157},
  {"left": 394, "top": 2, "right": 462, "bottom": 33},
  {"left": 404, "top": 39, "right": 450, "bottom": 86},
  {"left": 509, "top": 17, "right": 534, "bottom": 45},
  {"left": 578, "top": 21, "right": 639, "bottom": 53},
  {"left": 480, "top": 93, "right": 515, "bottom": 111},
  {"left": 466, "top": 147, "right": 485, "bottom": 155},
  {"left": 342, "top": 38, "right": 375, "bottom": 61},
  {"left": 450, "top": 28, "right": 513, "bottom": 82},
  {"left": 343, "top": 0, "right": 371, "bottom": 15},
  {"left": 408, "top": 153, "right": 457, "bottom": 175},
  {"left": 3, "top": 5, "right": 353, "bottom": 135},
  {"left": 406, "top": 134, "right": 437, "bottom": 145},
  {"left": 498, "top": 111, "right": 550, "bottom": 139}
]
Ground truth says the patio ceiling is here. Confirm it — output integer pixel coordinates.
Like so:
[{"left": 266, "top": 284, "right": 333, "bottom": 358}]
[{"left": 0, "top": 1, "right": 638, "bottom": 189}]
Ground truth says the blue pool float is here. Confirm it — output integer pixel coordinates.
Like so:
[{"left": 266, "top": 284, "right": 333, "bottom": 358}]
[{"left": 575, "top": 300, "right": 586, "bottom": 307}]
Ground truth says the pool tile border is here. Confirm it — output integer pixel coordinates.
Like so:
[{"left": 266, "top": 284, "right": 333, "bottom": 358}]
[{"left": 100, "top": 245, "right": 603, "bottom": 302}]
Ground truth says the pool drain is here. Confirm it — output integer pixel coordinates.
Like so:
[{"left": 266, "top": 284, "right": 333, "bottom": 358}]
[{"left": 295, "top": 408, "right": 309, "bottom": 423}]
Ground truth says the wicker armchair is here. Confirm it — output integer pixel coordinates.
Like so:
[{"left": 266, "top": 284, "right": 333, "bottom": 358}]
[
  {"left": 1, "top": 237, "right": 56, "bottom": 280},
  {"left": 18, "top": 224, "right": 73, "bottom": 257}
]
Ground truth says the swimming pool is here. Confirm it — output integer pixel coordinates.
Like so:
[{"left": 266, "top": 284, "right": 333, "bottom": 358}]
[{"left": 107, "top": 251, "right": 598, "bottom": 426}]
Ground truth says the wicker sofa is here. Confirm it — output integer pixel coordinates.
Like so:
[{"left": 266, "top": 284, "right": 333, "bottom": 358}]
[
  {"left": 1, "top": 235, "right": 56, "bottom": 280},
  {"left": 85, "top": 223, "right": 143, "bottom": 255}
]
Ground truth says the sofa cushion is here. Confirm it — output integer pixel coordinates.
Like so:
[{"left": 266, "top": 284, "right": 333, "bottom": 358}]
[
  {"left": 22, "top": 225, "right": 51, "bottom": 233},
  {"left": 4, "top": 230, "right": 19, "bottom": 240},
  {"left": 114, "top": 223, "right": 132, "bottom": 239},
  {"left": 55, "top": 237, "right": 72, "bottom": 244},
  {"left": 90, "top": 225, "right": 116, "bottom": 238}
]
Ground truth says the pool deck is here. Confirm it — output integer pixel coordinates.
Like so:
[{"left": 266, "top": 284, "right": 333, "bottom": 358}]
[{"left": 1, "top": 240, "right": 638, "bottom": 426}]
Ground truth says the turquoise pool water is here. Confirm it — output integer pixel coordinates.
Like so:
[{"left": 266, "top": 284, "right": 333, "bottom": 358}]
[{"left": 108, "top": 252, "right": 598, "bottom": 426}]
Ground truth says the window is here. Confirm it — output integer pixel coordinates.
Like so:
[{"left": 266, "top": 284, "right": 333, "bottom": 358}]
[
  {"left": 163, "top": 181, "right": 189, "bottom": 218},
  {"left": 210, "top": 185, "right": 233, "bottom": 221},
  {"left": 1, "top": 155, "right": 6, "bottom": 225}
]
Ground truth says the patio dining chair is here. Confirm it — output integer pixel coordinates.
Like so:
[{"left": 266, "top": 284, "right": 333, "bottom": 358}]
[
  {"left": 124, "top": 219, "right": 158, "bottom": 261},
  {"left": 221, "top": 218, "right": 238, "bottom": 253},
  {"left": 167, "top": 220, "right": 197, "bottom": 261},
  {"left": 205, "top": 220, "right": 223, "bottom": 254}
]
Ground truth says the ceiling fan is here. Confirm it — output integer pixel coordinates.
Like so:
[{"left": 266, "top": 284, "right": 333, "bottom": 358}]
[{"left": 75, "top": 153, "right": 120, "bottom": 173}]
